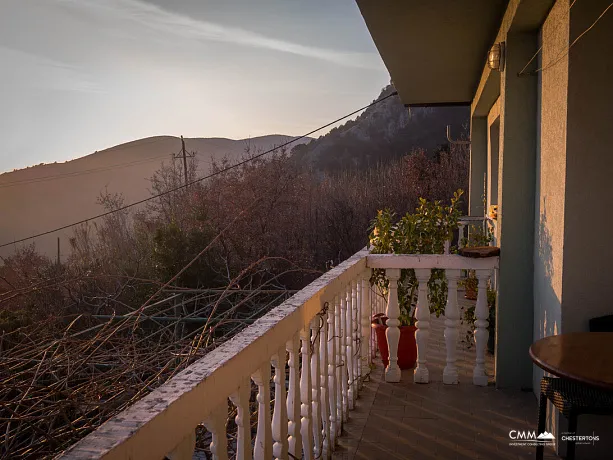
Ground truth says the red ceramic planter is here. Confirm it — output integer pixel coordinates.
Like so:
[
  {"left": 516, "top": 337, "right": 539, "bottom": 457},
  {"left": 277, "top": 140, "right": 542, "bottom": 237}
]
[{"left": 372, "top": 314, "right": 417, "bottom": 369}]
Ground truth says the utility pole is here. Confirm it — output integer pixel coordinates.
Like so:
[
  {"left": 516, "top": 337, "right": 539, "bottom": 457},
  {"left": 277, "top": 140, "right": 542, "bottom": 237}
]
[
  {"left": 57, "top": 237, "right": 61, "bottom": 266},
  {"left": 173, "top": 135, "right": 195, "bottom": 187}
]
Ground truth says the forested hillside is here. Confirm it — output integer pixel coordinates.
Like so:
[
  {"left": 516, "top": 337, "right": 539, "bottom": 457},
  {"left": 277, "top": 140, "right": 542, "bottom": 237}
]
[{"left": 292, "top": 85, "right": 469, "bottom": 171}]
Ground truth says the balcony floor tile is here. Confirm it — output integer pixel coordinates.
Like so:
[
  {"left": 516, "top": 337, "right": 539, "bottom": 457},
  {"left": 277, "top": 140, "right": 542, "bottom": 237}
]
[{"left": 332, "top": 309, "right": 560, "bottom": 460}]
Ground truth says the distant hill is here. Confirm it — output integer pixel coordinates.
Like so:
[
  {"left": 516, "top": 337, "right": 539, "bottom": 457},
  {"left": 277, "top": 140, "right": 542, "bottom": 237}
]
[
  {"left": 1, "top": 85, "right": 470, "bottom": 260},
  {"left": 292, "top": 85, "right": 469, "bottom": 171},
  {"left": 0, "top": 135, "right": 310, "bottom": 258}
]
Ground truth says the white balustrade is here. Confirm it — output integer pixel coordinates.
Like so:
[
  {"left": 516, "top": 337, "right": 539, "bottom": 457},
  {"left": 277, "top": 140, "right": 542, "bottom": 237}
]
[
  {"left": 339, "top": 286, "right": 349, "bottom": 420},
  {"left": 413, "top": 268, "right": 431, "bottom": 384},
  {"left": 473, "top": 270, "right": 491, "bottom": 386},
  {"left": 310, "top": 318, "right": 322, "bottom": 458},
  {"left": 319, "top": 304, "right": 330, "bottom": 459},
  {"left": 384, "top": 268, "right": 401, "bottom": 383},
  {"left": 368, "top": 253, "right": 498, "bottom": 388},
  {"left": 335, "top": 290, "right": 344, "bottom": 431},
  {"left": 351, "top": 280, "right": 360, "bottom": 399},
  {"left": 252, "top": 364, "right": 272, "bottom": 460},
  {"left": 286, "top": 334, "right": 302, "bottom": 459},
  {"left": 59, "top": 245, "right": 498, "bottom": 460},
  {"left": 300, "top": 326, "right": 314, "bottom": 460},
  {"left": 443, "top": 269, "right": 461, "bottom": 385},
  {"left": 346, "top": 283, "right": 355, "bottom": 410},
  {"left": 229, "top": 380, "right": 251, "bottom": 460},
  {"left": 271, "top": 348, "right": 289, "bottom": 460},
  {"left": 202, "top": 403, "right": 229, "bottom": 460},
  {"left": 328, "top": 296, "right": 338, "bottom": 447},
  {"left": 360, "top": 274, "right": 370, "bottom": 375}
]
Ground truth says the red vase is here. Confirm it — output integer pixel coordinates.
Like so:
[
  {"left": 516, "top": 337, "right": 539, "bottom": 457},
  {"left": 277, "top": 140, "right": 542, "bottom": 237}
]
[{"left": 372, "top": 315, "right": 417, "bottom": 370}]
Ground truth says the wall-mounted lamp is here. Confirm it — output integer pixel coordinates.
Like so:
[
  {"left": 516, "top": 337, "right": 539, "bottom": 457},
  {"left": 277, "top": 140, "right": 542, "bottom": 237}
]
[{"left": 487, "top": 42, "right": 505, "bottom": 72}]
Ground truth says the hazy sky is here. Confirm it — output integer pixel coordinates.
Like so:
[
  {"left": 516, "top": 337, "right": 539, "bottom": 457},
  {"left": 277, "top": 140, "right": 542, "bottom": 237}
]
[{"left": 0, "top": 0, "right": 389, "bottom": 172}]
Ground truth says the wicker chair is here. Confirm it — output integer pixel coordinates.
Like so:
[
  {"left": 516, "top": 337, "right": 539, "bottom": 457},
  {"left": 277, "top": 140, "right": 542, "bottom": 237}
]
[{"left": 536, "top": 376, "right": 613, "bottom": 459}]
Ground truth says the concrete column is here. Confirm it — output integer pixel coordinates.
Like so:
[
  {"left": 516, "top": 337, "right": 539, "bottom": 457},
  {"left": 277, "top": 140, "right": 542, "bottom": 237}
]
[
  {"left": 495, "top": 31, "right": 538, "bottom": 390},
  {"left": 469, "top": 116, "right": 487, "bottom": 216}
]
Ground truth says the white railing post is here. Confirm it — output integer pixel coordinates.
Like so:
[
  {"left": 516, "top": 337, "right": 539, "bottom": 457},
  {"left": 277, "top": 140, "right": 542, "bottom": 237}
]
[
  {"left": 346, "top": 281, "right": 356, "bottom": 409},
  {"left": 345, "top": 283, "right": 355, "bottom": 410},
  {"left": 384, "top": 268, "right": 401, "bottom": 383},
  {"left": 473, "top": 270, "right": 490, "bottom": 386},
  {"left": 272, "top": 347, "right": 289, "bottom": 460},
  {"left": 252, "top": 364, "right": 273, "bottom": 460},
  {"left": 339, "top": 286, "right": 349, "bottom": 420},
  {"left": 328, "top": 295, "right": 339, "bottom": 447},
  {"left": 229, "top": 380, "right": 252, "bottom": 460},
  {"left": 414, "top": 268, "right": 431, "bottom": 384},
  {"left": 443, "top": 269, "right": 461, "bottom": 385},
  {"left": 166, "top": 431, "right": 196, "bottom": 460},
  {"left": 311, "top": 317, "right": 322, "bottom": 458},
  {"left": 458, "top": 223, "right": 466, "bottom": 248},
  {"left": 354, "top": 278, "right": 361, "bottom": 392},
  {"left": 319, "top": 304, "right": 330, "bottom": 459},
  {"left": 286, "top": 334, "right": 302, "bottom": 459},
  {"left": 202, "top": 402, "right": 229, "bottom": 460},
  {"left": 360, "top": 273, "right": 370, "bottom": 379},
  {"left": 300, "top": 326, "right": 314, "bottom": 460}
]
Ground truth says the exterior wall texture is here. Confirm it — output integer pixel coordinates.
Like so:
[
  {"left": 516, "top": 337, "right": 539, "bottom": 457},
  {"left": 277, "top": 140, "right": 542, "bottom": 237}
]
[
  {"left": 535, "top": 1, "right": 613, "bottom": 456},
  {"left": 533, "top": 0, "right": 568, "bottom": 395},
  {"left": 563, "top": 0, "right": 613, "bottom": 331}
]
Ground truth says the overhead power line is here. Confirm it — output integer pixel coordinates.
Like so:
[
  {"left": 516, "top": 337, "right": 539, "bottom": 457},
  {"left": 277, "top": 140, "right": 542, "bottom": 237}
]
[
  {"left": 0, "top": 91, "right": 398, "bottom": 249},
  {"left": 518, "top": 0, "right": 612, "bottom": 76}
]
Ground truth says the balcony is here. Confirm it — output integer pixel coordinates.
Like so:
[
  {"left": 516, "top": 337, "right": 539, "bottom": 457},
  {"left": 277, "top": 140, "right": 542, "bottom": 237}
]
[{"left": 58, "top": 239, "right": 557, "bottom": 460}]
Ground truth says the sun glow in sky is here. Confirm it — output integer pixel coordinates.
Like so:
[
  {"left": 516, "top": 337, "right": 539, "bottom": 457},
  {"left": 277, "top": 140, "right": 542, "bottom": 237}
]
[{"left": 0, "top": 0, "right": 389, "bottom": 172}]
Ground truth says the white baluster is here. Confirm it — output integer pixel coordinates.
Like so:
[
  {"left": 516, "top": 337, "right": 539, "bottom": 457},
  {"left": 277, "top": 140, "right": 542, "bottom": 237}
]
[
  {"left": 202, "top": 402, "right": 229, "bottom": 460},
  {"left": 166, "top": 431, "right": 196, "bottom": 460},
  {"left": 339, "top": 286, "right": 348, "bottom": 421},
  {"left": 458, "top": 223, "right": 466, "bottom": 248},
  {"left": 286, "top": 334, "right": 302, "bottom": 459},
  {"left": 346, "top": 282, "right": 355, "bottom": 409},
  {"left": 229, "top": 380, "right": 252, "bottom": 460},
  {"left": 300, "top": 327, "right": 314, "bottom": 460},
  {"left": 328, "top": 295, "right": 338, "bottom": 447},
  {"left": 272, "top": 347, "right": 289, "bottom": 460},
  {"left": 444, "top": 239, "right": 451, "bottom": 255},
  {"left": 384, "top": 268, "right": 401, "bottom": 383},
  {"left": 443, "top": 269, "right": 461, "bottom": 385},
  {"left": 320, "top": 303, "right": 330, "bottom": 459},
  {"left": 414, "top": 268, "right": 431, "bottom": 384},
  {"left": 473, "top": 270, "right": 490, "bottom": 386},
  {"left": 251, "top": 364, "right": 273, "bottom": 460},
  {"left": 311, "top": 317, "right": 322, "bottom": 458},
  {"left": 352, "top": 279, "right": 360, "bottom": 398},
  {"left": 360, "top": 273, "right": 371, "bottom": 379}
]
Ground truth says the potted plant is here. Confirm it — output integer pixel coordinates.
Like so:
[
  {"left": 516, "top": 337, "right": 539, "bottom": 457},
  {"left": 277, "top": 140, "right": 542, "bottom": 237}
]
[{"left": 368, "top": 190, "right": 464, "bottom": 369}]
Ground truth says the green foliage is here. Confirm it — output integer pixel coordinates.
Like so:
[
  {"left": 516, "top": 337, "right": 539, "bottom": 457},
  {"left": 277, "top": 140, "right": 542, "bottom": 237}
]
[
  {"left": 460, "top": 223, "right": 494, "bottom": 248},
  {"left": 368, "top": 190, "right": 464, "bottom": 325},
  {"left": 152, "top": 217, "right": 219, "bottom": 288}
]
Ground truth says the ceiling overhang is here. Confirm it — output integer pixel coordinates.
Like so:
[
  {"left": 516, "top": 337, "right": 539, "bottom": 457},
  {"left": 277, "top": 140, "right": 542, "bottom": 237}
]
[{"left": 356, "top": 0, "right": 509, "bottom": 107}]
